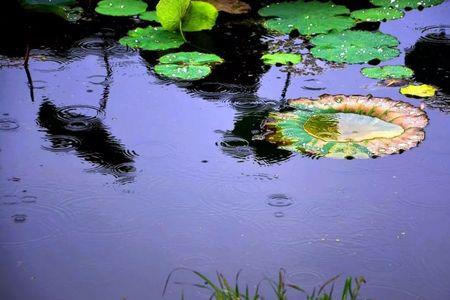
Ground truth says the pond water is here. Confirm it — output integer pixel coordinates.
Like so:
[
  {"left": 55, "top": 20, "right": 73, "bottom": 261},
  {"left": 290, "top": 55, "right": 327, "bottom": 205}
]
[{"left": 1, "top": 1, "right": 450, "bottom": 299}]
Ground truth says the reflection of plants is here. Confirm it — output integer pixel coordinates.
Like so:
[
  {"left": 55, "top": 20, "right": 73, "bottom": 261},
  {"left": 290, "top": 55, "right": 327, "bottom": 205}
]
[
  {"left": 154, "top": 51, "right": 223, "bottom": 80},
  {"left": 262, "top": 95, "right": 428, "bottom": 159},
  {"left": 164, "top": 268, "right": 366, "bottom": 300}
]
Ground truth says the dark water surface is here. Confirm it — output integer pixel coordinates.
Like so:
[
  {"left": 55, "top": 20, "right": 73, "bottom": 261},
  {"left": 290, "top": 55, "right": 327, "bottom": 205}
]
[{"left": 1, "top": 1, "right": 450, "bottom": 299}]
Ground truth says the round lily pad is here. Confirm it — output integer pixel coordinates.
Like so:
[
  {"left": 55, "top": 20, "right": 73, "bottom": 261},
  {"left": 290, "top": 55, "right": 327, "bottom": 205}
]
[
  {"left": 262, "top": 95, "right": 428, "bottom": 159},
  {"left": 264, "top": 15, "right": 355, "bottom": 36},
  {"left": 155, "top": 51, "right": 224, "bottom": 80},
  {"left": 351, "top": 7, "right": 404, "bottom": 22},
  {"left": 95, "top": 0, "right": 147, "bottom": 16},
  {"left": 159, "top": 52, "right": 223, "bottom": 65},
  {"left": 310, "top": 30, "right": 400, "bottom": 64},
  {"left": 369, "top": 0, "right": 445, "bottom": 9},
  {"left": 400, "top": 84, "right": 437, "bottom": 97},
  {"left": 261, "top": 53, "right": 302, "bottom": 65},
  {"left": 154, "top": 64, "right": 212, "bottom": 80},
  {"left": 139, "top": 11, "right": 159, "bottom": 22},
  {"left": 119, "top": 26, "right": 185, "bottom": 51},
  {"left": 258, "top": 1, "right": 355, "bottom": 36},
  {"left": 361, "top": 65, "right": 414, "bottom": 79}
]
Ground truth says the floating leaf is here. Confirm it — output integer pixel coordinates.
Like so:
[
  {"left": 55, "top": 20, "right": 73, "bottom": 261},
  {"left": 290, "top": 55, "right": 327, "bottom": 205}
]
[
  {"left": 158, "top": 52, "right": 223, "bottom": 64},
  {"left": 203, "top": 0, "right": 250, "bottom": 14},
  {"left": 262, "top": 95, "right": 428, "bottom": 159},
  {"left": 119, "top": 26, "right": 185, "bottom": 51},
  {"left": 351, "top": 7, "right": 404, "bottom": 22},
  {"left": 19, "top": 0, "right": 83, "bottom": 22},
  {"left": 369, "top": 0, "right": 445, "bottom": 9},
  {"left": 154, "top": 64, "right": 212, "bottom": 80},
  {"left": 261, "top": 53, "right": 302, "bottom": 65},
  {"left": 400, "top": 84, "right": 437, "bottom": 97},
  {"left": 139, "top": 11, "right": 159, "bottom": 22},
  {"left": 258, "top": 0, "right": 354, "bottom": 35},
  {"left": 182, "top": 1, "right": 218, "bottom": 32},
  {"left": 361, "top": 65, "right": 414, "bottom": 79},
  {"left": 156, "top": 0, "right": 191, "bottom": 31},
  {"left": 95, "top": 0, "right": 147, "bottom": 16},
  {"left": 155, "top": 52, "right": 223, "bottom": 80},
  {"left": 310, "top": 30, "right": 400, "bottom": 64},
  {"left": 264, "top": 16, "right": 355, "bottom": 36}
]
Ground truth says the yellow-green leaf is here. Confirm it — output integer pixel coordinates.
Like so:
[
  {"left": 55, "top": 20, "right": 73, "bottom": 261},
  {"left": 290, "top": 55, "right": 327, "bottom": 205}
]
[{"left": 400, "top": 84, "right": 437, "bottom": 98}]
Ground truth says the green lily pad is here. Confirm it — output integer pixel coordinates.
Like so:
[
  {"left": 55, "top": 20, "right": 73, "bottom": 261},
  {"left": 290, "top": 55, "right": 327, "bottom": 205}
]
[
  {"left": 369, "top": 0, "right": 445, "bottom": 9},
  {"left": 119, "top": 26, "right": 185, "bottom": 51},
  {"left": 95, "top": 0, "right": 147, "bottom": 16},
  {"left": 258, "top": 0, "right": 350, "bottom": 18},
  {"left": 262, "top": 95, "right": 428, "bottom": 159},
  {"left": 182, "top": 1, "right": 218, "bottom": 32},
  {"left": 19, "top": 0, "right": 82, "bottom": 22},
  {"left": 310, "top": 30, "right": 400, "bottom": 64},
  {"left": 258, "top": 1, "right": 355, "bottom": 35},
  {"left": 159, "top": 52, "right": 223, "bottom": 64},
  {"left": 139, "top": 11, "right": 159, "bottom": 22},
  {"left": 361, "top": 65, "right": 414, "bottom": 79},
  {"left": 154, "top": 64, "right": 212, "bottom": 80},
  {"left": 155, "top": 51, "right": 223, "bottom": 80},
  {"left": 264, "top": 15, "right": 355, "bottom": 36},
  {"left": 261, "top": 53, "right": 302, "bottom": 65},
  {"left": 351, "top": 7, "right": 404, "bottom": 22}
]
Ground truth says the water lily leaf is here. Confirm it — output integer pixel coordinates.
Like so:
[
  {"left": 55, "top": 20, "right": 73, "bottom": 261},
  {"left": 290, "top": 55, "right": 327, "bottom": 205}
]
[
  {"left": 95, "top": 0, "right": 147, "bottom": 16},
  {"left": 19, "top": 0, "right": 82, "bottom": 22},
  {"left": 264, "top": 15, "right": 355, "bottom": 36},
  {"left": 182, "top": 1, "right": 218, "bottom": 32},
  {"left": 159, "top": 52, "right": 223, "bottom": 64},
  {"left": 119, "top": 26, "right": 185, "bottom": 51},
  {"left": 139, "top": 11, "right": 159, "bottom": 22},
  {"left": 369, "top": 0, "right": 445, "bottom": 9},
  {"left": 258, "top": 1, "right": 354, "bottom": 36},
  {"left": 203, "top": 0, "right": 250, "bottom": 14},
  {"left": 259, "top": 0, "right": 349, "bottom": 18},
  {"left": 154, "top": 64, "right": 212, "bottom": 80},
  {"left": 155, "top": 52, "right": 224, "bottom": 80},
  {"left": 261, "top": 53, "right": 302, "bottom": 65},
  {"left": 310, "top": 30, "right": 400, "bottom": 64},
  {"left": 351, "top": 7, "right": 404, "bottom": 22},
  {"left": 400, "top": 84, "right": 437, "bottom": 97},
  {"left": 262, "top": 95, "right": 428, "bottom": 159},
  {"left": 361, "top": 65, "right": 414, "bottom": 79},
  {"left": 156, "top": 0, "right": 191, "bottom": 31}
]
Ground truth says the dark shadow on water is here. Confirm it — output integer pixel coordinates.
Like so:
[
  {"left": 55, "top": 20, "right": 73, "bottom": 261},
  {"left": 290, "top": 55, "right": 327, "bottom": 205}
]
[
  {"left": 37, "top": 101, "right": 137, "bottom": 183},
  {"left": 405, "top": 25, "right": 450, "bottom": 111}
]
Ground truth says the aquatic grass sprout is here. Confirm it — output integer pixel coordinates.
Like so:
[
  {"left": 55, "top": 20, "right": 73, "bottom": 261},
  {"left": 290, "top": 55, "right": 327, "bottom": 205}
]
[
  {"left": 361, "top": 65, "right": 414, "bottom": 79},
  {"left": 262, "top": 95, "right": 428, "bottom": 159},
  {"left": 258, "top": 0, "right": 355, "bottom": 36},
  {"left": 95, "top": 0, "right": 148, "bottom": 16},
  {"left": 310, "top": 30, "right": 400, "bottom": 64},
  {"left": 154, "top": 52, "right": 223, "bottom": 80},
  {"left": 156, "top": 0, "right": 218, "bottom": 32}
]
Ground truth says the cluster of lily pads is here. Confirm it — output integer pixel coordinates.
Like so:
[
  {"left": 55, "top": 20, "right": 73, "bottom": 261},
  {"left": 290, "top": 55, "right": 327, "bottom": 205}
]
[{"left": 93, "top": 0, "right": 225, "bottom": 80}]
